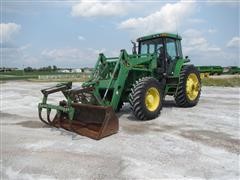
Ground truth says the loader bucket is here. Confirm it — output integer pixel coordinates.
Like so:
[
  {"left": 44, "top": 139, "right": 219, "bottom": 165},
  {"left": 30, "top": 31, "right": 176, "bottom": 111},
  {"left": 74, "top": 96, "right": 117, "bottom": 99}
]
[{"left": 51, "top": 103, "right": 119, "bottom": 140}]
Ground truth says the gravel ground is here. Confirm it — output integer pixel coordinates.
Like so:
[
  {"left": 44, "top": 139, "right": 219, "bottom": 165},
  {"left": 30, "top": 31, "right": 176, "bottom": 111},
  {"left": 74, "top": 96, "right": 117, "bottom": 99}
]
[{"left": 0, "top": 81, "right": 239, "bottom": 179}]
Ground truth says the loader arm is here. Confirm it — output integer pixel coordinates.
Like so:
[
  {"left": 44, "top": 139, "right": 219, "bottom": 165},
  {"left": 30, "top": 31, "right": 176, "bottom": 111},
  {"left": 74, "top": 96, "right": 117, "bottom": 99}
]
[
  {"left": 110, "top": 51, "right": 157, "bottom": 110},
  {"left": 82, "top": 49, "right": 157, "bottom": 111}
]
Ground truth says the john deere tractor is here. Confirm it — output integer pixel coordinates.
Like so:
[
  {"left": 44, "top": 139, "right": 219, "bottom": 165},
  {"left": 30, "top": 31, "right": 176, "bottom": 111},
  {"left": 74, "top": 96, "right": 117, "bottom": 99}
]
[{"left": 38, "top": 33, "right": 201, "bottom": 140}]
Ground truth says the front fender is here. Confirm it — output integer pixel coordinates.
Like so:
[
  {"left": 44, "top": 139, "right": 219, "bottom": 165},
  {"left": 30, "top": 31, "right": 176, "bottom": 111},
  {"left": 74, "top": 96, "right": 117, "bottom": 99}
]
[{"left": 173, "top": 59, "right": 192, "bottom": 76}]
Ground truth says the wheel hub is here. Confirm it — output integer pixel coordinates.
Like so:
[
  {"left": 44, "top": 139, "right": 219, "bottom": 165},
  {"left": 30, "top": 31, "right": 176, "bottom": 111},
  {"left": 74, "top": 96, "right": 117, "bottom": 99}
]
[
  {"left": 186, "top": 73, "right": 200, "bottom": 101},
  {"left": 145, "top": 87, "right": 160, "bottom": 111}
]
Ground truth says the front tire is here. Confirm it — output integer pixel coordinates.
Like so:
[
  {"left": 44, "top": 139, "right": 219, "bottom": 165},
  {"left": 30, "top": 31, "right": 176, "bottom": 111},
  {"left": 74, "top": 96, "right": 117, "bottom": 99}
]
[
  {"left": 129, "top": 77, "right": 163, "bottom": 120},
  {"left": 175, "top": 65, "right": 201, "bottom": 107}
]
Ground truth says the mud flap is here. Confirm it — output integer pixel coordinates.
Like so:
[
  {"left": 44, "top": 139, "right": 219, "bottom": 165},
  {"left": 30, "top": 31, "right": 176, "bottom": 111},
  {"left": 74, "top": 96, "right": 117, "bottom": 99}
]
[{"left": 51, "top": 103, "right": 119, "bottom": 140}]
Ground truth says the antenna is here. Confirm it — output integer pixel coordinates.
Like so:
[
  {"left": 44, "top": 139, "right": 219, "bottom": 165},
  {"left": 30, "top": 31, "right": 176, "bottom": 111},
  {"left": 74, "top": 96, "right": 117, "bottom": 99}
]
[{"left": 174, "top": 14, "right": 178, "bottom": 35}]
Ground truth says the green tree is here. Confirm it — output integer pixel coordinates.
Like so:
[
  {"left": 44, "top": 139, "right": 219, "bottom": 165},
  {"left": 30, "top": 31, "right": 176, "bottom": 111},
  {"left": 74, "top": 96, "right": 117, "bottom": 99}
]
[
  {"left": 53, "top": 65, "right": 57, "bottom": 71},
  {"left": 24, "top": 66, "right": 33, "bottom": 72}
]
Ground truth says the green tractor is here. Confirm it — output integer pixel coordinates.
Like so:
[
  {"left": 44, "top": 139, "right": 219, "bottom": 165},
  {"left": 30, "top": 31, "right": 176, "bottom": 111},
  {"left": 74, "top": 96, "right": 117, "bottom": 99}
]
[{"left": 38, "top": 33, "right": 201, "bottom": 140}]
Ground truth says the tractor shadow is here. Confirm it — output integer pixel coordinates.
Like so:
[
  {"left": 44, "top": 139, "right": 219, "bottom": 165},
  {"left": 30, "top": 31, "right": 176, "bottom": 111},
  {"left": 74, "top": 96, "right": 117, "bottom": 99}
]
[
  {"left": 117, "top": 100, "right": 179, "bottom": 121},
  {"left": 14, "top": 119, "right": 84, "bottom": 140},
  {"left": 49, "top": 127, "right": 86, "bottom": 140},
  {"left": 162, "top": 100, "right": 178, "bottom": 108},
  {"left": 15, "top": 120, "right": 50, "bottom": 128}
]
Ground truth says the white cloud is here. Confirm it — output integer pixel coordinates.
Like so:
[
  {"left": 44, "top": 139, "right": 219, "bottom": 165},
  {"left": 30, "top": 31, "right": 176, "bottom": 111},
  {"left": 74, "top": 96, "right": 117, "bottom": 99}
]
[
  {"left": 188, "top": 18, "right": 206, "bottom": 24},
  {"left": 118, "top": 0, "right": 195, "bottom": 36},
  {"left": 41, "top": 47, "right": 106, "bottom": 67},
  {"left": 78, "top": 35, "right": 85, "bottom": 41},
  {"left": 208, "top": 28, "right": 217, "bottom": 33},
  {"left": 182, "top": 29, "right": 221, "bottom": 54},
  {"left": 0, "top": 23, "right": 21, "bottom": 43},
  {"left": 180, "top": 29, "right": 239, "bottom": 66},
  {"left": 71, "top": 0, "right": 131, "bottom": 17},
  {"left": 1, "top": 44, "right": 38, "bottom": 68},
  {"left": 3, "top": 44, "right": 118, "bottom": 68},
  {"left": 42, "top": 48, "right": 84, "bottom": 60},
  {"left": 206, "top": 0, "right": 239, "bottom": 7},
  {"left": 19, "top": 43, "right": 32, "bottom": 50},
  {"left": 226, "top": 37, "right": 240, "bottom": 48}
]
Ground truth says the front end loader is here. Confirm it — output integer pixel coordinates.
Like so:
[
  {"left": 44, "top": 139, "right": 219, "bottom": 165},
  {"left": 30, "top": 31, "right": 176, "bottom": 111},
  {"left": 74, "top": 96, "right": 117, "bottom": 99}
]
[{"left": 38, "top": 33, "right": 201, "bottom": 140}]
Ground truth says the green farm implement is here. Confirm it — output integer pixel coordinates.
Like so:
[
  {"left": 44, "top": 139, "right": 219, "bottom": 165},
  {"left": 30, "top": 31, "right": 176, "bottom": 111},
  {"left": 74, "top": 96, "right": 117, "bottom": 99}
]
[
  {"left": 225, "top": 66, "right": 240, "bottom": 74},
  {"left": 196, "top": 66, "right": 223, "bottom": 75},
  {"left": 38, "top": 33, "right": 201, "bottom": 140}
]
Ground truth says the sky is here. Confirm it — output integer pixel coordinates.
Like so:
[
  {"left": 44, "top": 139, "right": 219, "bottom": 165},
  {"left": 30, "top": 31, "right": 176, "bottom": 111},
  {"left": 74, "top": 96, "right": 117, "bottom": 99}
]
[{"left": 1, "top": 0, "right": 239, "bottom": 68}]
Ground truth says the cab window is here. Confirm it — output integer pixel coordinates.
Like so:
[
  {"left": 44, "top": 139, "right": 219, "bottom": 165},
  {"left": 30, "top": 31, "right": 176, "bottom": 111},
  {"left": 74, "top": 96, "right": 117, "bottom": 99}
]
[
  {"left": 139, "top": 38, "right": 163, "bottom": 54},
  {"left": 149, "top": 44, "right": 155, "bottom": 53},
  {"left": 140, "top": 44, "right": 148, "bottom": 54},
  {"left": 176, "top": 40, "right": 183, "bottom": 58},
  {"left": 166, "top": 38, "right": 177, "bottom": 60}
]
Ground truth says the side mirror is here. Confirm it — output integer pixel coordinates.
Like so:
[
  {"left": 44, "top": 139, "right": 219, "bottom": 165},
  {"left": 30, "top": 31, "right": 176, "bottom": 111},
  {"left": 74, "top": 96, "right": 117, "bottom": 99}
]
[
  {"left": 131, "top": 40, "right": 137, "bottom": 55},
  {"left": 185, "top": 56, "right": 190, "bottom": 63}
]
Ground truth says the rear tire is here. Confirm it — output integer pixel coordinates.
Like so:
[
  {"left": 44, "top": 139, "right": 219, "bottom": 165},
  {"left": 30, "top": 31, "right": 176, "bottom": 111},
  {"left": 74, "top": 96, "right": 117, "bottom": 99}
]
[
  {"left": 175, "top": 65, "right": 201, "bottom": 107},
  {"left": 129, "top": 77, "right": 163, "bottom": 120}
]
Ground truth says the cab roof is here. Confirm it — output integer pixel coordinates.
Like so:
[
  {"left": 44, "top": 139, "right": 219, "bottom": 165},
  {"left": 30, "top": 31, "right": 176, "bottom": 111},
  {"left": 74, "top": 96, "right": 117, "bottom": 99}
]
[{"left": 137, "top": 33, "right": 182, "bottom": 42}]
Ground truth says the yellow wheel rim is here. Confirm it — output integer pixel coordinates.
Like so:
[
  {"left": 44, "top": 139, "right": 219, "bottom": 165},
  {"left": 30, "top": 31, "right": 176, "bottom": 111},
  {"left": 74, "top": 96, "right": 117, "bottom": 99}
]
[
  {"left": 186, "top": 73, "right": 200, "bottom": 101},
  {"left": 145, "top": 87, "right": 160, "bottom": 112}
]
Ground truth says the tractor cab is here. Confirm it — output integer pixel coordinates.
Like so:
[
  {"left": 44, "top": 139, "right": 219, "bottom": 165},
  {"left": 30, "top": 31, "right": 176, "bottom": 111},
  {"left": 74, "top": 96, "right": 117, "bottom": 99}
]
[{"left": 136, "top": 33, "right": 183, "bottom": 75}]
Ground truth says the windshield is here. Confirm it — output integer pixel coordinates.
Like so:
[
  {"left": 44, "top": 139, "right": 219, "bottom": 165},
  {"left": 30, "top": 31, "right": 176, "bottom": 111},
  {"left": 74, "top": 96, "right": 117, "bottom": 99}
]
[{"left": 139, "top": 38, "right": 163, "bottom": 54}]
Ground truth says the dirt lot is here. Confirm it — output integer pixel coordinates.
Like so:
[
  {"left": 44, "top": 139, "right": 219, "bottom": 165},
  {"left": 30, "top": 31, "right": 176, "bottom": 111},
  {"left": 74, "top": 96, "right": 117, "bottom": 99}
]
[{"left": 1, "top": 81, "right": 239, "bottom": 179}]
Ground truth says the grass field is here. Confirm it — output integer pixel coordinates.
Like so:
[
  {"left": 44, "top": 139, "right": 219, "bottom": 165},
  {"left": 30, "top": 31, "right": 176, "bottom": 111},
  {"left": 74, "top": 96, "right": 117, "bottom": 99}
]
[
  {"left": 201, "top": 77, "right": 240, "bottom": 87},
  {"left": 0, "top": 70, "right": 85, "bottom": 81},
  {"left": 0, "top": 70, "right": 63, "bottom": 76}
]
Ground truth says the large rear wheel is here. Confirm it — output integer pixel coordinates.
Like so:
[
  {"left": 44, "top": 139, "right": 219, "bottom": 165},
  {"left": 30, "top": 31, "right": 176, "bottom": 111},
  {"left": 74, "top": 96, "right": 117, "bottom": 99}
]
[
  {"left": 129, "top": 77, "right": 163, "bottom": 120},
  {"left": 175, "top": 65, "right": 201, "bottom": 107}
]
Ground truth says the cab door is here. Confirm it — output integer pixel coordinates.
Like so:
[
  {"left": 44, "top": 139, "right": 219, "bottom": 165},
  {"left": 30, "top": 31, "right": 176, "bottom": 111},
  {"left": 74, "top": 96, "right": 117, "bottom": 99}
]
[{"left": 165, "top": 38, "right": 179, "bottom": 75}]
